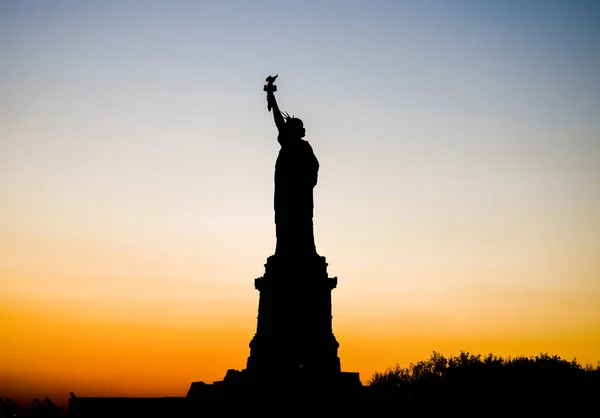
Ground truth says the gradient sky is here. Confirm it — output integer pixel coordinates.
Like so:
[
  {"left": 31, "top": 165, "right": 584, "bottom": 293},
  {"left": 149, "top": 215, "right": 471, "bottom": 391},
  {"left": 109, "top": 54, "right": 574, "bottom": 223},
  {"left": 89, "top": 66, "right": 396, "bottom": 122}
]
[{"left": 1, "top": 0, "right": 599, "bottom": 405}]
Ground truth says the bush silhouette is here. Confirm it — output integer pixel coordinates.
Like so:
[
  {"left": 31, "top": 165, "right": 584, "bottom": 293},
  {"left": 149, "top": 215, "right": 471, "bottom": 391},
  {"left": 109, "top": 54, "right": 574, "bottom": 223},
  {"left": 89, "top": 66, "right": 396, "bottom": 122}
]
[{"left": 367, "top": 351, "right": 599, "bottom": 410}]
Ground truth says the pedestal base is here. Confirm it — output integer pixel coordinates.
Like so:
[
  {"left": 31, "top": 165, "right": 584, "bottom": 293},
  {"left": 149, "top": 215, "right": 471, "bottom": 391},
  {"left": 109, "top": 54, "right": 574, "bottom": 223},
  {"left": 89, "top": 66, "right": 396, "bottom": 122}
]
[
  {"left": 245, "top": 254, "right": 342, "bottom": 382},
  {"left": 187, "top": 369, "right": 362, "bottom": 401},
  {"left": 184, "top": 253, "right": 361, "bottom": 402}
]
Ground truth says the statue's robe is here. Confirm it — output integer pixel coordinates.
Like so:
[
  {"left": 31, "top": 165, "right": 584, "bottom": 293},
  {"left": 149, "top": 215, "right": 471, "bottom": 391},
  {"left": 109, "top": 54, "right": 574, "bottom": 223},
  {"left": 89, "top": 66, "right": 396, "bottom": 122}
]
[{"left": 274, "top": 137, "right": 319, "bottom": 256}]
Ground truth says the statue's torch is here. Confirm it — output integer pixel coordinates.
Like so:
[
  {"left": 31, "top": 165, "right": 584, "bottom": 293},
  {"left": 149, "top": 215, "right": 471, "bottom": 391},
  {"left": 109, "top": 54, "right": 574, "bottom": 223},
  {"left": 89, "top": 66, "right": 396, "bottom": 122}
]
[{"left": 264, "top": 74, "right": 278, "bottom": 111}]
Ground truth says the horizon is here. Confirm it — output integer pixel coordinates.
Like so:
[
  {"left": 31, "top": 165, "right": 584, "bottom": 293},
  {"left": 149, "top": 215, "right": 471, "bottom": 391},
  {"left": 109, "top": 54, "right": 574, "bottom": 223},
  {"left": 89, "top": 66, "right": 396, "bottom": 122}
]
[{"left": 1, "top": 0, "right": 599, "bottom": 407}]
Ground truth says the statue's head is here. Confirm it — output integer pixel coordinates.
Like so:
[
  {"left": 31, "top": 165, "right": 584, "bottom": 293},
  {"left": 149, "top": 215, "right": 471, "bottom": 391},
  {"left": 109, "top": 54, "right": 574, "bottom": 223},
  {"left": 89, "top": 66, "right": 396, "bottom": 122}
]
[{"left": 283, "top": 112, "right": 305, "bottom": 139}]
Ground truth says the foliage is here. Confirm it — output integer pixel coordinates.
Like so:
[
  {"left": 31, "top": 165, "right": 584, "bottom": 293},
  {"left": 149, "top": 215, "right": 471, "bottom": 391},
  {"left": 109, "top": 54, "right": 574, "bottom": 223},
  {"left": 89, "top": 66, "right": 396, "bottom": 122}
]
[{"left": 366, "top": 351, "right": 600, "bottom": 409}]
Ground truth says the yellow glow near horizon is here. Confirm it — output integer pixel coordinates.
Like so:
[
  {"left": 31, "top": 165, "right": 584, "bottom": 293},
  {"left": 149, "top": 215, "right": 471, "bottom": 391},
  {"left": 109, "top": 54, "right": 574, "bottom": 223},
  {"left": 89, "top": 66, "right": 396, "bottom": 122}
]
[{"left": 2, "top": 264, "right": 598, "bottom": 405}]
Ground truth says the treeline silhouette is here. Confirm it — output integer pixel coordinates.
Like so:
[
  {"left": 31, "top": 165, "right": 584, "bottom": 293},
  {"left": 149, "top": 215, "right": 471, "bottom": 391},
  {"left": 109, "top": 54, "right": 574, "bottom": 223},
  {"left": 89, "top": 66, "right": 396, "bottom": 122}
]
[{"left": 366, "top": 351, "right": 599, "bottom": 409}]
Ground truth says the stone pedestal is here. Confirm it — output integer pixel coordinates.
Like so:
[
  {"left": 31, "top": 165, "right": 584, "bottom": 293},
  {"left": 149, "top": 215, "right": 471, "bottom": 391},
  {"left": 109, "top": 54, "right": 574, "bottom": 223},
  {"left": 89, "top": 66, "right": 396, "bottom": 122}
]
[
  {"left": 245, "top": 254, "right": 342, "bottom": 384},
  {"left": 186, "top": 253, "right": 362, "bottom": 399}
]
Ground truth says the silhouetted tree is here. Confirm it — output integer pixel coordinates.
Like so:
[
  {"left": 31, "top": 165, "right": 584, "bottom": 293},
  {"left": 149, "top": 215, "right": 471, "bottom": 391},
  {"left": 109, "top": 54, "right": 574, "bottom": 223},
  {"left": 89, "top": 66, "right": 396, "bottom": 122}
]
[{"left": 368, "top": 351, "right": 599, "bottom": 411}]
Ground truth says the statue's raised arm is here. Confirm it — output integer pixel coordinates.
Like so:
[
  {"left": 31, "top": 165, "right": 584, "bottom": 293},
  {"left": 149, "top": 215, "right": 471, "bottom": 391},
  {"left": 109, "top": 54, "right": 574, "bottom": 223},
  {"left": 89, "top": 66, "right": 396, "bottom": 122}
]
[{"left": 264, "top": 75, "right": 285, "bottom": 132}]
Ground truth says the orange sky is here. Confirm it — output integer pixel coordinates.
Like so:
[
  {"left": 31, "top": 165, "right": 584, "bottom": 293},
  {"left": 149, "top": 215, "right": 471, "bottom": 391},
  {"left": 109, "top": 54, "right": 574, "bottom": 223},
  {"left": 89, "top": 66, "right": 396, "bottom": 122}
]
[{"left": 2, "top": 261, "right": 598, "bottom": 405}]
